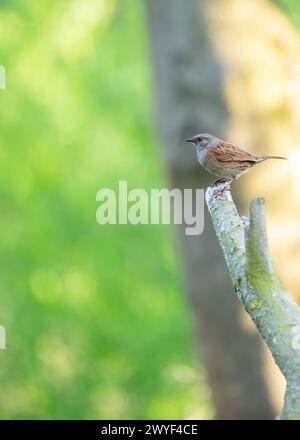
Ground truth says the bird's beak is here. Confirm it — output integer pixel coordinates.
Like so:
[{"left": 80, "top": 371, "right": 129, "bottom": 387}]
[{"left": 185, "top": 138, "right": 194, "bottom": 144}]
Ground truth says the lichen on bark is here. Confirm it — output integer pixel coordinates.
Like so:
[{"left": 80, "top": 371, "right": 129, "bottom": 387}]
[{"left": 206, "top": 182, "right": 300, "bottom": 420}]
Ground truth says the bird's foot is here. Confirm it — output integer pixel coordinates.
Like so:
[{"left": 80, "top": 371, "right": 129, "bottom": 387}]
[{"left": 210, "top": 179, "right": 232, "bottom": 199}]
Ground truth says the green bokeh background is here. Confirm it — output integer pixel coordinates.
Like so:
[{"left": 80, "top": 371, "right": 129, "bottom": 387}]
[
  {"left": 0, "top": 0, "right": 298, "bottom": 419},
  {"left": 0, "top": 0, "right": 211, "bottom": 419}
]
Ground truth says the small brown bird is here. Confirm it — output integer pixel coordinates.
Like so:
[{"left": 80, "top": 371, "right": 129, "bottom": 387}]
[{"left": 185, "top": 133, "right": 286, "bottom": 184}]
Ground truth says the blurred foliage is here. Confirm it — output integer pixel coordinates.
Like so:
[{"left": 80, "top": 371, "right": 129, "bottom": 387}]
[
  {"left": 0, "top": 0, "right": 212, "bottom": 419},
  {"left": 275, "top": 0, "right": 300, "bottom": 26},
  {"left": 0, "top": 0, "right": 299, "bottom": 420}
]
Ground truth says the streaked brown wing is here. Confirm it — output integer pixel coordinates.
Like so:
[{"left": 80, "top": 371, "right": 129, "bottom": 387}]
[{"left": 208, "top": 141, "right": 257, "bottom": 163}]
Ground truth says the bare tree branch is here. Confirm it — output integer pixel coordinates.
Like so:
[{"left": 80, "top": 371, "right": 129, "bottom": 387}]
[{"left": 206, "top": 182, "right": 300, "bottom": 419}]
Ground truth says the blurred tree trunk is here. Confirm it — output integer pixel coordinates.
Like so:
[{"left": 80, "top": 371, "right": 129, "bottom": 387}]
[{"left": 144, "top": 0, "right": 274, "bottom": 419}]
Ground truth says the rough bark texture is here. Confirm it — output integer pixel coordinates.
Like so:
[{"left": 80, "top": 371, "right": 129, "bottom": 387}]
[
  {"left": 144, "top": 0, "right": 274, "bottom": 419},
  {"left": 206, "top": 182, "right": 300, "bottom": 419}
]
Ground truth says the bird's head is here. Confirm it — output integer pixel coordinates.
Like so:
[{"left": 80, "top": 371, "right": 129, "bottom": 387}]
[{"left": 185, "top": 133, "right": 219, "bottom": 150}]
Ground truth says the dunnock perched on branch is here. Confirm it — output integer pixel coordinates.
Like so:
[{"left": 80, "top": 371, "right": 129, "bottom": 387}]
[{"left": 186, "top": 133, "right": 286, "bottom": 184}]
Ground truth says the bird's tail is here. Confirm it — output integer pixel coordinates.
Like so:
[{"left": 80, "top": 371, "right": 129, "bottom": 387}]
[{"left": 258, "top": 155, "right": 287, "bottom": 162}]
